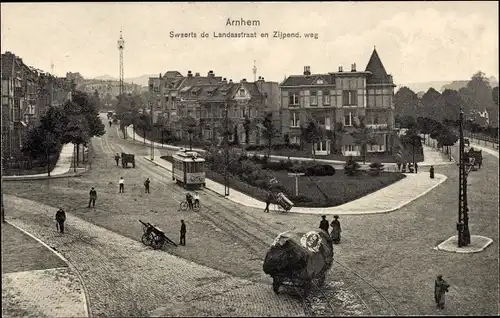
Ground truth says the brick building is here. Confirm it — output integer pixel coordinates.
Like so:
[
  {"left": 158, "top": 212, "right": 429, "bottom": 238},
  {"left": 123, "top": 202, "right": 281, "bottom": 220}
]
[
  {"left": 149, "top": 71, "right": 280, "bottom": 144},
  {"left": 1, "top": 51, "right": 72, "bottom": 158},
  {"left": 279, "top": 48, "right": 396, "bottom": 156}
]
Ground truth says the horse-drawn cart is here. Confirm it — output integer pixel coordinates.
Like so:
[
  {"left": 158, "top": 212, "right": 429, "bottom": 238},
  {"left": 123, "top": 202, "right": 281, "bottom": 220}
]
[
  {"left": 139, "top": 220, "right": 177, "bottom": 250},
  {"left": 273, "top": 192, "right": 294, "bottom": 213},
  {"left": 121, "top": 152, "right": 136, "bottom": 168}
]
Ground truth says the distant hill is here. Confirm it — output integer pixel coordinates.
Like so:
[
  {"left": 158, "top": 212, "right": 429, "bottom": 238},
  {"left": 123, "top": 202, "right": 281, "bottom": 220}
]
[
  {"left": 90, "top": 74, "right": 157, "bottom": 87},
  {"left": 403, "top": 76, "right": 498, "bottom": 93}
]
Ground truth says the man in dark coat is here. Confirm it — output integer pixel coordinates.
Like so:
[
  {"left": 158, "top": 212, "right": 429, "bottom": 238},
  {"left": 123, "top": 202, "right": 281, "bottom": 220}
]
[
  {"left": 55, "top": 207, "right": 66, "bottom": 234},
  {"left": 319, "top": 215, "right": 329, "bottom": 232},
  {"left": 264, "top": 192, "right": 273, "bottom": 213},
  {"left": 434, "top": 275, "right": 450, "bottom": 309},
  {"left": 144, "top": 178, "right": 150, "bottom": 193},
  {"left": 186, "top": 192, "right": 193, "bottom": 210},
  {"left": 114, "top": 153, "right": 120, "bottom": 166},
  {"left": 88, "top": 187, "right": 97, "bottom": 208},
  {"left": 180, "top": 220, "right": 186, "bottom": 246},
  {"left": 430, "top": 165, "right": 435, "bottom": 179},
  {"left": 330, "top": 215, "right": 342, "bottom": 244},
  {"left": 414, "top": 162, "right": 419, "bottom": 173}
]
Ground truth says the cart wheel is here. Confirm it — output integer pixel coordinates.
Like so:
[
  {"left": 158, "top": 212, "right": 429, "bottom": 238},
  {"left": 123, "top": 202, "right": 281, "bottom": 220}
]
[
  {"left": 180, "top": 201, "right": 188, "bottom": 211},
  {"left": 141, "top": 233, "right": 152, "bottom": 246},
  {"left": 272, "top": 277, "right": 281, "bottom": 294},
  {"left": 151, "top": 237, "right": 164, "bottom": 250}
]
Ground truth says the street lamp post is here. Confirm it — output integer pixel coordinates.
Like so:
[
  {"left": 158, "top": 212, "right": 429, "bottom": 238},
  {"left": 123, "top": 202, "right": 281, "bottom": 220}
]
[
  {"left": 457, "top": 107, "right": 471, "bottom": 247},
  {"left": 224, "top": 101, "right": 230, "bottom": 196},
  {"left": 150, "top": 101, "right": 154, "bottom": 161},
  {"left": 1, "top": 155, "right": 5, "bottom": 223}
]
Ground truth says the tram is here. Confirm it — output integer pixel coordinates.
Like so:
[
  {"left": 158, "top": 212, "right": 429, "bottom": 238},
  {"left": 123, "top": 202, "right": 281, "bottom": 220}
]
[{"left": 172, "top": 149, "right": 206, "bottom": 188}]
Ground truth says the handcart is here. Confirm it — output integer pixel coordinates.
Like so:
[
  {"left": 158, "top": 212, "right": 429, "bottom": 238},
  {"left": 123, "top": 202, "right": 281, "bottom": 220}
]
[
  {"left": 139, "top": 220, "right": 178, "bottom": 250},
  {"left": 272, "top": 192, "right": 294, "bottom": 213}
]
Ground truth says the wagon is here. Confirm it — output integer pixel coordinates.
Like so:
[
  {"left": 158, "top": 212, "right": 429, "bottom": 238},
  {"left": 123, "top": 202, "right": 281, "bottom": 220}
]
[
  {"left": 139, "top": 220, "right": 177, "bottom": 250},
  {"left": 263, "top": 229, "right": 334, "bottom": 297},
  {"left": 121, "top": 152, "right": 135, "bottom": 168},
  {"left": 273, "top": 192, "right": 293, "bottom": 213}
]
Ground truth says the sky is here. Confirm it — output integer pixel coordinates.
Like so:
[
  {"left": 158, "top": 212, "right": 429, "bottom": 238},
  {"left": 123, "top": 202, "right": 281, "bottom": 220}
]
[{"left": 1, "top": 2, "right": 498, "bottom": 85}]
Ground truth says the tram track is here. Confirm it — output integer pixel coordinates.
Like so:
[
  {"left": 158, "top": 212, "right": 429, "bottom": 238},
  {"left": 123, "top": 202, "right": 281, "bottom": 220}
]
[{"left": 103, "top": 123, "right": 399, "bottom": 316}]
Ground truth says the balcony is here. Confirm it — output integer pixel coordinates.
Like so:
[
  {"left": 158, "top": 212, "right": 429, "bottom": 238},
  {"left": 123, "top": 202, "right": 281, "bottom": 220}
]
[{"left": 366, "top": 124, "right": 388, "bottom": 129}]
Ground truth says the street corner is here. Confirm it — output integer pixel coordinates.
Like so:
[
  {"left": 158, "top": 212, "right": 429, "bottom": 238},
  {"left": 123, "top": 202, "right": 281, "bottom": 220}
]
[
  {"left": 1, "top": 267, "right": 88, "bottom": 318},
  {"left": 434, "top": 235, "right": 494, "bottom": 253}
]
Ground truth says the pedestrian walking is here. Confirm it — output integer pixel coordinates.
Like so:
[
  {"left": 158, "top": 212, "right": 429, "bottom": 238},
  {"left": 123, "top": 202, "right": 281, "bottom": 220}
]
[
  {"left": 109, "top": 120, "right": 112, "bottom": 127},
  {"left": 88, "top": 187, "right": 97, "bottom": 208},
  {"left": 396, "top": 162, "right": 402, "bottom": 172},
  {"left": 434, "top": 275, "right": 450, "bottom": 309},
  {"left": 119, "top": 177, "right": 125, "bottom": 193},
  {"left": 430, "top": 165, "right": 435, "bottom": 179},
  {"left": 414, "top": 162, "right": 418, "bottom": 173},
  {"left": 330, "top": 215, "right": 342, "bottom": 244},
  {"left": 55, "top": 207, "right": 66, "bottom": 234},
  {"left": 114, "top": 153, "right": 120, "bottom": 166},
  {"left": 264, "top": 192, "right": 273, "bottom": 213},
  {"left": 319, "top": 215, "right": 329, "bottom": 232},
  {"left": 402, "top": 162, "right": 407, "bottom": 173},
  {"left": 144, "top": 178, "right": 150, "bottom": 193},
  {"left": 180, "top": 220, "right": 186, "bottom": 246}
]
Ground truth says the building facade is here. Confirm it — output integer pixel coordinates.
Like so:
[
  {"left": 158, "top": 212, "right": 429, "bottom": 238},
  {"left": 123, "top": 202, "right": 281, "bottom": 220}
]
[
  {"left": 148, "top": 70, "right": 280, "bottom": 145},
  {"left": 280, "top": 48, "right": 396, "bottom": 156},
  {"left": 1, "top": 51, "right": 72, "bottom": 159}
]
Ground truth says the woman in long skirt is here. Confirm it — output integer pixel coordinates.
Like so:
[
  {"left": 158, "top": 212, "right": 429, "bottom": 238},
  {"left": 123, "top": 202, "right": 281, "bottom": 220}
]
[{"left": 330, "top": 215, "right": 341, "bottom": 244}]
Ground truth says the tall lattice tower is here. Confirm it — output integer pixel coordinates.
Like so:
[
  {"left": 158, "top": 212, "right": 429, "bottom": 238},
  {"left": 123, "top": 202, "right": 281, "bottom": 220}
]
[
  {"left": 50, "top": 60, "right": 55, "bottom": 75},
  {"left": 252, "top": 60, "right": 257, "bottom": 82},
  {"left": 117, "top": 30, "right": 125, "bottom": 96}
]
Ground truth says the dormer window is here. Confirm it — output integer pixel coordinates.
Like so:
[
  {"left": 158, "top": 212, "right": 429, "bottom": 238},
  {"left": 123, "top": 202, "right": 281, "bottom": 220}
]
[
  {"left": 239, "top": 89, "right": 245, "bottom": 96},
  {"left": 316, "top": 79, "right": 324, "bottom": 85}
]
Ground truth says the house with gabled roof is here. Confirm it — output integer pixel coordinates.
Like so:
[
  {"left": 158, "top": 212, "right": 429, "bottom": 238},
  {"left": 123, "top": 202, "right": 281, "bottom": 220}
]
[{"left": 279, "top": 48, "right": 396, "bottom": 156}]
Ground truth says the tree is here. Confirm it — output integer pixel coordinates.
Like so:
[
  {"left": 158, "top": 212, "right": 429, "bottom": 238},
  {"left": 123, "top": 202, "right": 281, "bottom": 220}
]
[
  {"left": 135, "top": 113, "right": 153, "bottom": 144},
  {"left": 396, "top": 115, "right": 417, "bottom": 129},
  {"left": 394, "top": 87, "right": 419, "bottom": 118},
  {"left": 436, "top": 128, "right": 458, "bottom": 157},
  {"left": 440, "top": 89, "right": 463, "bottom": 122},
  {"left": 401, "top": 128, "right": 422, "bottom": 165},
  {"left": 492, "top": 86, "right": 499, "bottom": 107},
  {"left": 344, "top": 156, "right": 361, "bottom": 176},
  {"left": 331, "top": 122, "right": 344, "bottom": 154},
  {"left": 459, "top": 71, "right": 497, "bottom": 127},
  {"left": 350, "top": 116, "right": 375, "bottom": 164},
  {"left": 305, "top": 120, "right": 322, "bottom": 161},
  {"left": 261, "top": 112, "right": 276, "bottom": 157},
  {"left": 420, "top": 88, "right": 444, "bottom": 121},
  {"left": 181, "top": 116, "right": 198, "bottom": 150},
  {"left": 61, "top": 115, "right": 90, "bottom": 166},
  {"left": 243, "top": 116, "right": 252, "bottom": 144}
]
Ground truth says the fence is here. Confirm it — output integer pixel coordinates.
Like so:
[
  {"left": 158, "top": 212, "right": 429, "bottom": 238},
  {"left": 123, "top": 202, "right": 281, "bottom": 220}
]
[
  {"left": 2, "top": 153, "right": 60, "bottom": 175},
  {"left": 462, "top": 131, "right": 499, "bottom": 150}
]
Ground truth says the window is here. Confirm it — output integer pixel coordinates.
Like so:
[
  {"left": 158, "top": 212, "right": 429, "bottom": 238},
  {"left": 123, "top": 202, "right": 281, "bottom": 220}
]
[
  {"left": 373, "top": 115, "right": 379, "bottom": 125},
  {"left": 291, "top": 136, "right": 300, "bottom": 144},
  {"left": 379, "top": 144, "right": 384, "bottom": 151},
  {"left": 290, "top": 112, "right": 300, "bottom": 127},
  {"left": 315, "top": 140, "right": 328, "bottom": 152},
  {"left": 239, "top": 89, "right": 245, "bottom": 96},
  {"left": 1, "top": 97, "right": 8, "bottom": 105},
  {"left": 310, "top": 91, "right": 318, "bottom": 106},
  {"left": 345, "top": 145, "right": 355, "bottom": 152},
  {"left": 344, "top": 112, "right": 353, "bottom": 126},
  {"left": 323, "top": 91, "right": 330, "bottom": 105},
  {"left": 203, "top": 129, "right": 212, "bottom": 139},
  {"left": 342, "top": 90, "right": 357, "bottom": 106},
  {"left": 316, "top": 79, "right": 324, "bottom": 84},
  {"left": 289, "top": 93, "right": 299, "bottom": 106}
]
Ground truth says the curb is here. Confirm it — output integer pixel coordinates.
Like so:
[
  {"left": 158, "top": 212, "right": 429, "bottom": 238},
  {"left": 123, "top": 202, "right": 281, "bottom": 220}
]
[
  {"left": 433, "top": 235, "right": 494, "bottom": 254},
  {"left": 144, "top": 156, "right": 448, "bottom": 216},
  {"left": 3, "top": 168, "right": 88, "bottom": 181},
  {"left": 5, "top": 220, "right": 93, "bottom": 318}
]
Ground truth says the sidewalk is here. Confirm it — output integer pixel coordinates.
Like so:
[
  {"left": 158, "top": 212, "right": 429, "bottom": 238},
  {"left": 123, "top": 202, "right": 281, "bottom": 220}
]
[
  {"left": 3, "top": 143, "right": 86, "bottom": 181},
  {"left": 127, "top": 125, "right": 452, "bottom": 167},
  {"left": 146, "top": 156, "right": 447, "bottom": 215}
]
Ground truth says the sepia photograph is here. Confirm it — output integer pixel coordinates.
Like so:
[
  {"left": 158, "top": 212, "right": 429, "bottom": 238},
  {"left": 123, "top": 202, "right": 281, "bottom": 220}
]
[{"left": 1, "top": 1, "right": 498, "bottom": 317}]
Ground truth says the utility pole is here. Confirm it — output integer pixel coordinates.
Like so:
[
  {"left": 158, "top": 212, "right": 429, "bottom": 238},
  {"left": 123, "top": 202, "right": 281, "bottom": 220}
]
[
  {"left": 150, "top": 101, "right": 154, "bottom": 161},
  {"left": 457, "top": 107, "right": 471, "bottom": 247},
  {"left": 1, "top": 153, "right": 5, "bottom": 223},
  {"left": 224, "top": 101, "right": 230, "bottom": 196},
  {"left": 253, "top": 60, "right": 257, "bottom": 82}
]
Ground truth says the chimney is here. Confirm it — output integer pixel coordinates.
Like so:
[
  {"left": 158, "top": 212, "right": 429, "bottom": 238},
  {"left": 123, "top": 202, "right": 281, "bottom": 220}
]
[
  {"left": 159, "top": 73, "right": 162, "bottom": 78},
  {"left": 351, "top": 63, "right": 356, "bottom": 72},
  {"left": 338, "top": 65, "right": 343, "bottom": 72},
  {"left": 241, "top": 78, "right": 247, "bottom": 83},
  {"left": 222, "top": 78, "right": 227, "bottom": 83},
  {"left": 187, "top": 70, "right": 193, "bottom": 78},
  {"left": 261, "top": 77, "right": 264, "bottom": 81},
  {"left": 208, "top": 70, "right": 214, "bottom": 78},
  {"left": 229, "top": 79, "right": 233, "bottom": 83},
  {"left": 387, "top": 74, "right": 393, "bottom": 83},
  {"left": 303, "top": 66, "right": 311, "bottom": 76},
  {"left": 195, "top": 72, "right": 200, "bottom": 77}
]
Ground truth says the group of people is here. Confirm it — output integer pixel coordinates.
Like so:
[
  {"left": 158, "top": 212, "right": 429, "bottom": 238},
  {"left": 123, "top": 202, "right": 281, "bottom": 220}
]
[
  {"left": 319, "top": 215, "right": 341, "bottom": 244},
  {"left": 185, "top": 192, "right": 200, "bottom": 210},
  {"left": 396, "top": 161, "right": 419, "bottom": 173}
]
